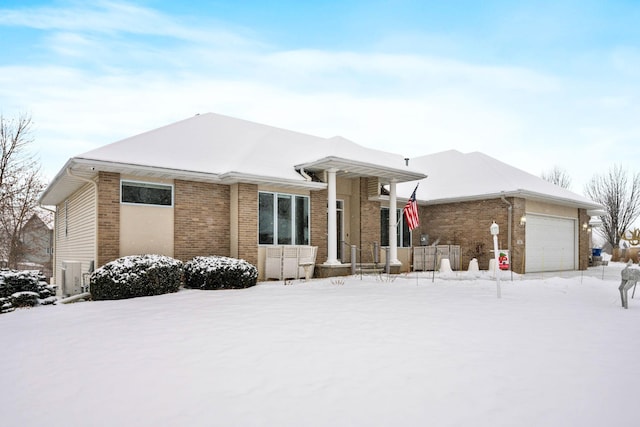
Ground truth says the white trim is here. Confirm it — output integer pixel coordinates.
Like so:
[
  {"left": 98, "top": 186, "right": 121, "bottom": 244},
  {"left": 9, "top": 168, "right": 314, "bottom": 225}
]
[
  {"left": 258, "top": 191, "right": 310, "bottom": 246},
  {"left": 381, "top": 207, "right": 412, "bottom": 248},
  {"left": 295, "top": 156, "right": 427, "bottom": 184},
  {"left": 389, "top": 180, "right": 400, "bottom": 265},
  {"left": 120, "top": 179, "right": 174, "bottom": 207},
  {"left": 324, "top": 168, "right": 340, "bottom": 265}
]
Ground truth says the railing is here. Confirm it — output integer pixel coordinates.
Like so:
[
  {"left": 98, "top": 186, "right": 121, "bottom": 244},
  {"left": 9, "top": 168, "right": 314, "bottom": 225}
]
[{"left": 341, "top": 240, "right": 388, "bottom": 276}]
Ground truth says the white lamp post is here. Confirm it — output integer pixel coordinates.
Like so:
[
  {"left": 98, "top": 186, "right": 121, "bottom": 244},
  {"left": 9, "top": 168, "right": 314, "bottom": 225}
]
[{"left": 490, "top": 221, "right": 501, "bottom": 299}]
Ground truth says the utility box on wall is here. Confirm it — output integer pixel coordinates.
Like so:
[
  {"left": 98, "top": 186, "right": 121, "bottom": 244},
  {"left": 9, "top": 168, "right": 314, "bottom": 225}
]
[{"left": 61, "top": 261, "right": 82, "bottom": 296}]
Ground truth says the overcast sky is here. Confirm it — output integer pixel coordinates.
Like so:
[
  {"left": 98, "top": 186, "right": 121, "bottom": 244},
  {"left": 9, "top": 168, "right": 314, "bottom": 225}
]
[{"left": 1, "top": 0, "right": 639, "bottom": 196}]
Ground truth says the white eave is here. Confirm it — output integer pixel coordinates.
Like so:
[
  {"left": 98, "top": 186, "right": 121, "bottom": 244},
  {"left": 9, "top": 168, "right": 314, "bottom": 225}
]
[
  {"left": 420, "top": 188, "right": 603, "bottom": 211},
  {"left": 295, "top": 156, "right": 427, "bottom": 184},
  {"left": 39, "top": 158, "right": 327, "bottom": 206}
]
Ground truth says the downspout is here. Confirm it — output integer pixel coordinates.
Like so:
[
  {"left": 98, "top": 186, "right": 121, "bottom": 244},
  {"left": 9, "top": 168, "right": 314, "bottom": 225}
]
[
  {"left": 500, "top": 192, "right": 513, "bottom": 279},
  {"left": 298, "top": 167, "right": 312, "bottom": 181},
  {"left": 66, "top": 167, "right": 99, "bottom": 284}
]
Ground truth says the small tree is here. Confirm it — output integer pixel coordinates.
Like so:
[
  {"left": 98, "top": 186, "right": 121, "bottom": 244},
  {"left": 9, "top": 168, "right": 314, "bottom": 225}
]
[
  {"left": 541, "top": 166, "right": 572, "bottom": 189},
  {"left": 0, "top": 113, "right": 46, "bottom": 269},
  {"left": 584, "top": 164, "right": 640, "bottom": 248}
]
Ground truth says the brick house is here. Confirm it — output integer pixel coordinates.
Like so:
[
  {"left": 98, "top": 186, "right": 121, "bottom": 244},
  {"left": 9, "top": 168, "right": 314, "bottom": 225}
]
[{"left": 39, "top": 113, "right": 601, "bottom": 292}]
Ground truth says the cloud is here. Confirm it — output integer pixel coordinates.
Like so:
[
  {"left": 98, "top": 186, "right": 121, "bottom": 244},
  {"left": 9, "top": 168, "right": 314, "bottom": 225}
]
[{"left": 0, "top": 0, "right": 638, "bottom": 195}]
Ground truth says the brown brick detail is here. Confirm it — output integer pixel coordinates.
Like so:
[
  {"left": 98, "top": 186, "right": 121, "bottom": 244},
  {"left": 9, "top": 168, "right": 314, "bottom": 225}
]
[
  {"left": 311, "top": 189, "right": 328, "bottom": 263},
  {"left": 236, "top": 183, "right": 258, "bottom": 266},
  {"left": 359, "top": 178, "right": 381, "bottom": 263},
  {"left": 97, "top": 171, "right": 120, "bottom": 267},
  {"left": 419, "top": 197, "right": 526, "bottom": 272},
  {"left": 174, "top": 180, "right": 230, "bottom": 261},
  {"left": 578, "top": 208, "right": 590, "bottom": 270},
  {"left": 510, "top": 197, "right": 526, "bottom": 274},
  {"left": 367, "top": 177, "right": 379, "bottom": 198}
]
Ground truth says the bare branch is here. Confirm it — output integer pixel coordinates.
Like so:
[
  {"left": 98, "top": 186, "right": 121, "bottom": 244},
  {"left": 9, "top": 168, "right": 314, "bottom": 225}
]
[
  {"left": 584, "top": 164, "right": 640, "bottom": 248},
  {"left": 0, "top": 113, "right": 46, "bottom": 269},
  {"left": 541, "top": 166, "right": 572, "bottom": 189}
]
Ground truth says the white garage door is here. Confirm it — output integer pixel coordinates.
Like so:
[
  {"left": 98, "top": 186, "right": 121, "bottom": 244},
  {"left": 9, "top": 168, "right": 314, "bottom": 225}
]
[{"left": 525, "top": 215, "right": 577, "bottom": 272}]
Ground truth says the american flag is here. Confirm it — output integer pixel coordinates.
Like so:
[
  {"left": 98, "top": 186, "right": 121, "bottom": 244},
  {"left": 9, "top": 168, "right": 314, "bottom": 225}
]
[{"left": 403, "top": 184, "right": 420, "bottom": 231}]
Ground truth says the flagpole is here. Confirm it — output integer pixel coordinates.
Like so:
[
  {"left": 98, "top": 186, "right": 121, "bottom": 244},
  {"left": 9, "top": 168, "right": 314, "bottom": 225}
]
[{"left": 402, "top": 183, "right": 421, "bottom": 283}]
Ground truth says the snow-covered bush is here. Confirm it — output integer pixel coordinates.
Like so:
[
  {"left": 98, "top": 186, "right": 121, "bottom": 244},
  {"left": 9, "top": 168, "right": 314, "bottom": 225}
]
[
  {"left": 0, "top": 270, "right": 57, "bottom": 313},
  {"left": 90, "top": 254, "right": 183, "bottom": 300},
  {"left": 0, "top": 270, "right": 39, "bottom": 297},
  {"left": 11, "top": 291, "right": 40, "bottom": 308},
  {"left": 1, "top": 297, "right": 14, "bottom": 313},
  {"left": 184, "top": 256, "right": 257, "bottom": 290}
]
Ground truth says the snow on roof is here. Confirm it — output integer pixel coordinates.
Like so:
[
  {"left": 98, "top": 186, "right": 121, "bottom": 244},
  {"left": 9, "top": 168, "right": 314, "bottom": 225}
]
[
  {"left": 75, "top": 112, "right": 418, "bottom": 182},
  {"left": 41, "top": 114, "right": 600, "bottom": 211},
  {"left": 397, "top": 150, "right": 601, "bottom": 210}
]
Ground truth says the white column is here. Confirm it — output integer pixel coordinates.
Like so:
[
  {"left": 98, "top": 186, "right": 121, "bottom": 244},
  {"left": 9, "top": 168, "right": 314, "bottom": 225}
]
[
  {"left": 389, "top": 179, "right": 400, "bottom": 265},
  {"left": 324, "top": 168, "right": 340, "bottom": 265}
]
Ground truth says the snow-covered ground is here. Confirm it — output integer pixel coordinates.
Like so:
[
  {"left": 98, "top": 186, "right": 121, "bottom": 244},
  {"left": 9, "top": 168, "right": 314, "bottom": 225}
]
[{"left": 2, "top": 263, "right": 639, "bottom": 427}]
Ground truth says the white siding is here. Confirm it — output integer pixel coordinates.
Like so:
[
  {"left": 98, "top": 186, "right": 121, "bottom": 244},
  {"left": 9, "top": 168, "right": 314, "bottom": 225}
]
[{"left": 54, "top": 182, "right": 96, "bottom": 286}]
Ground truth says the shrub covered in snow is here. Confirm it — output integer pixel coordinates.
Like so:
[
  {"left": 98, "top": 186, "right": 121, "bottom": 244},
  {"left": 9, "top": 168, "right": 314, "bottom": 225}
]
[
  {"left": 184, "top": 256, "right": 258, "bottom": 290},
  {"left": 1, "top": 297, "right": 14, "bottom": 314},
  {"left": 0, "top": 270, "right": 38, "bottom": 297},
  {"left": 11, "top": 291, "right": 40, "bottom": 308},
  {"left": 0, "top": 270, "right": 57, "bottom": 313},
  {"left": 90, "top": 255, "right": 183, "bottom": 300}
]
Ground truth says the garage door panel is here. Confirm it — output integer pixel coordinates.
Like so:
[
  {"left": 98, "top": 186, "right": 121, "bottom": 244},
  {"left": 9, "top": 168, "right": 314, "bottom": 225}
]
[{"left": 525, "top": 215, "right": 576, "bottom": 272}]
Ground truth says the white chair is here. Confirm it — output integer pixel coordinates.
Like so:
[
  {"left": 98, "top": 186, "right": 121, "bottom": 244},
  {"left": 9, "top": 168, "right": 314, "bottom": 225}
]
[
  {"left": 282, "top": 246, "right": 300, "bottom": 280},
  {"left": 298, "top": 246, "right": 317, "bottom": 280},
  {"left": 265, "top": 246, "right": 283, "bottom": 280}
]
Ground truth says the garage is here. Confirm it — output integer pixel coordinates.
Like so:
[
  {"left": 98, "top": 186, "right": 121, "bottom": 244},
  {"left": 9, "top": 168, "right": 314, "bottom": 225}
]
[{"left": 525, "top": 214, "right": 577, "bottom": 272}]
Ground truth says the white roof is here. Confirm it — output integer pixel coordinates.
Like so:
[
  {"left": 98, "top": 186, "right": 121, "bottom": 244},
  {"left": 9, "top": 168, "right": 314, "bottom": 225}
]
[
  {"left": 39, "top": 114, "right": 601, "bottom": 211},
  {"left": 397, "top": 150, "right": 602, "bottom": 211},
  {"left": 40, "top": 113, "right": 425, "bottom": 205}
]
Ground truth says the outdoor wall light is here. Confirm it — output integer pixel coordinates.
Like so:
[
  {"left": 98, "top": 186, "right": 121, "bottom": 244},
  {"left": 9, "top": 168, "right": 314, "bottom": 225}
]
[
  {"left": 582, "top": 222, "right": 588, "bottom": 231},
  {"left": 520, "top": 215, "right": 527, "bottom": 227}
]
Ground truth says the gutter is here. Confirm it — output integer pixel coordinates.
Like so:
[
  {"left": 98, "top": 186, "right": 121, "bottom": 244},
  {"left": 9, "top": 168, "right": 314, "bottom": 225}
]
[
  {"left": 65, "top": 167, "right": 98, "bottom": 285},
  {"left": 58, "top": 292, "right": 91, "bottom": 304},
  {"left": 501, "top": 192, "right": 513, "bottom": 279},
  {"left": 423, "top": 189, "right": 602, "bottom": 211},
  {"left": 298, "top": 167, "right": 312, "bottom": 181},
  {"left": 219, "top": 171, "right": 326, "bottom": 189}
]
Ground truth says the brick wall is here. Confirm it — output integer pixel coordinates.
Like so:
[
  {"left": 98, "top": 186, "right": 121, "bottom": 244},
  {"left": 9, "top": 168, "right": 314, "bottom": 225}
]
[
  {"left": 511, "top": 198, "right": 526, "bottom": 274},
  {"left": 578, "top": 208, "right": 590, "bottom": 270},
  {"left": 360, "top": 178, "right": 381, "bottom": 263},
  {"left": 237, "top": 183, "right": 258, "bottom": 266},
  {"left": 419, "top": 197, "right": 526, "bottom": 272},
  {"left": 97, "top": 171, "right": 120, "bottom": 267},
  {"left": 311, "top": 189, "right": 328, "bottom": 263},
  {"left": 174, "top": 180, "right": 230, "bottom": 261}
]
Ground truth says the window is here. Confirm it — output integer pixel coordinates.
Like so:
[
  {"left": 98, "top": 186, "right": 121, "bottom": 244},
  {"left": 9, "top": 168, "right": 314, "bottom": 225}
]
[
  {"left": 121, "top": 181, "right": 173, "bottom": 206},
  {"left": 381, "top": 207, "right": 411, "bottom": 247},
  {"left": 259, "top": 192, "right": 309, "bottom": 245}
]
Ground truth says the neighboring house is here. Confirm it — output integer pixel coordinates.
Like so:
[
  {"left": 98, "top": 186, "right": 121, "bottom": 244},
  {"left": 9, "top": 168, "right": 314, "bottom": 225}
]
[
  {"left": 20, "top": 214, "right": 54, "bottom": 278},
  {"left": 39, "top": 112, "right": 602, "bottom": 290},
  {"left": 0, "top": 213, "right": 54, "bottom": 278}
]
